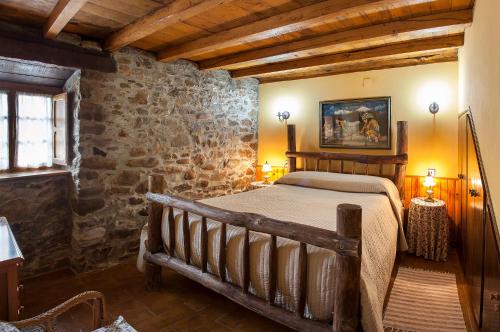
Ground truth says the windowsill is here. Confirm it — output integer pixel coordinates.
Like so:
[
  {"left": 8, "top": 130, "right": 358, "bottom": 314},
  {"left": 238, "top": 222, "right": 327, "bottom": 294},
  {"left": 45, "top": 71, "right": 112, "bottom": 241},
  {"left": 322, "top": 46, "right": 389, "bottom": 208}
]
[{"left": 0, "top": 169, "right": 71, "bottom": 182}]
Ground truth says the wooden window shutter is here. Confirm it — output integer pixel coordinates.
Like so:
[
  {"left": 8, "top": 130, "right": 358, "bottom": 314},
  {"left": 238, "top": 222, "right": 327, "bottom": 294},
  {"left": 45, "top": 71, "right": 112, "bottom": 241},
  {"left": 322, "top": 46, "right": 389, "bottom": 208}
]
[{"left": 52, "top": 92, "right": 68, "bottom": 165}]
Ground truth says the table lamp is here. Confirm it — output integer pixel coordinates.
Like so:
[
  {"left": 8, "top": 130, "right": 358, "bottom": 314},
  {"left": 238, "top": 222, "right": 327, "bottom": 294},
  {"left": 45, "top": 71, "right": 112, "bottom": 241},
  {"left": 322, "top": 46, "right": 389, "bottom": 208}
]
[
  {"left": 262, "top": 162, "right": 272, "bottom": 184},
  {"left": 423, "top": 169, "right": 436, "bottom": 202}
]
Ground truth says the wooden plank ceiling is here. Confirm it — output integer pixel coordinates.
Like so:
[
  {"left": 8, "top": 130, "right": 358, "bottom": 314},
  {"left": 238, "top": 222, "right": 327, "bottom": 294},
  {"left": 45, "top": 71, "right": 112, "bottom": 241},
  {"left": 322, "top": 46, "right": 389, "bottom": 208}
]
[{"left": 0, "top": 0, "right": 475, "bottom": 83}]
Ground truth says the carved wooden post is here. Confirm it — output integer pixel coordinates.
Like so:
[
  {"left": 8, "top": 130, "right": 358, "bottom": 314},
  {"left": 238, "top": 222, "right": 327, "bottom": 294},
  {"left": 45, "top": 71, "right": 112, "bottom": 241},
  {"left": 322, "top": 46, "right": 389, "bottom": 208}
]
[
  {"left": 333, "top": 204, "right": 362, "bottom": 332},
  {"left": 145, "top": 174, "right": 164, "bottom": 290},
  {"left": 287, "top": 124, "right": 297, "bottom": 172},
  {"left": 394, "top": 121, "right": 408, "bottom": 198}
]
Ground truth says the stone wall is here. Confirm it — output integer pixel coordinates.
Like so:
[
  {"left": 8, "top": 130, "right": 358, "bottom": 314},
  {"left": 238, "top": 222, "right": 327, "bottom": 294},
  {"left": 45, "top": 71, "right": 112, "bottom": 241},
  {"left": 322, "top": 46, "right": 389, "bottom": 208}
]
[
  {"left": 71, "top": 47, "right": 259, "bottom": 271},
  {"left": 0, "top": 174, "right": 72, "bottom": 276}
]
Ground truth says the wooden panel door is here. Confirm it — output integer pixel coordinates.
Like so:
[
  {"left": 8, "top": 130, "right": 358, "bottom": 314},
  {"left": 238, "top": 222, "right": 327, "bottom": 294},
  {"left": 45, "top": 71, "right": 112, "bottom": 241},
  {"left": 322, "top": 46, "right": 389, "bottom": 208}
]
[
  {"left": 459, "top": 115, "right": 468, "bottom": 248},
  {"left": 482, "top": 207, "right": 500, "bottom": 331},
  {"left": 465, "top": 122, "right": 484, "bottom": 326}
]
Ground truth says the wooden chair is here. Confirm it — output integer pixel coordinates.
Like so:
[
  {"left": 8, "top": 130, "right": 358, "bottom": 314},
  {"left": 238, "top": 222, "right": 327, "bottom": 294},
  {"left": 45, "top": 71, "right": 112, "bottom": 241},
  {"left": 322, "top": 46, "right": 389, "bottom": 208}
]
[{"left": 4, "top": 291, "right": 107, "bottom": 332}]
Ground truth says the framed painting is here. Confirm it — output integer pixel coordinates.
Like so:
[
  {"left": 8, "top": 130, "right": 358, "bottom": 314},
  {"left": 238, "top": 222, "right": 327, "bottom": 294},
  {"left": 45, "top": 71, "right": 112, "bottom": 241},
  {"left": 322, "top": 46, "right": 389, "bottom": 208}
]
[{"left": 319, "top": 97, "right": 391, "bottom": 149}]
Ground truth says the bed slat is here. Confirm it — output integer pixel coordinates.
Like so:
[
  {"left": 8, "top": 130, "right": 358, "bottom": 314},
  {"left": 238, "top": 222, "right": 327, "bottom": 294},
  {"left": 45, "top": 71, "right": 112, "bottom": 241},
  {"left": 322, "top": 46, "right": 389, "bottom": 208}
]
[
  {"left": 268, "top": 235, "right": 277, "bottom": 304},
  {"left": 297, "top": 242, "right": 307, "bottom": 318},
  {"left": 243, "top": 228, "right": 250, "bottom": 293},
  {"left": 201, "top": 217, "right": 208, "bottom": 273},
  {"left": 287, "top": 124, "right": 296, "bottom": 172},
  {"left": 219, "top": 222, "right": 226, "bottom": 281},
  {"left": 182, "top": 211, "right": 190, "bottom": 265},
  {"left": 315, "top": 159, "right": 320, "bottom": 171}
]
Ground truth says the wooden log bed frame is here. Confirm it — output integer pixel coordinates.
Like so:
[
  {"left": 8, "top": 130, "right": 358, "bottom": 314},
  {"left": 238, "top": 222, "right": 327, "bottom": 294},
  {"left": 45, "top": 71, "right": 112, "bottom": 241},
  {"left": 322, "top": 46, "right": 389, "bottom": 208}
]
[{"left": 143, "top": 121, "right": 408, "bottom": 332}]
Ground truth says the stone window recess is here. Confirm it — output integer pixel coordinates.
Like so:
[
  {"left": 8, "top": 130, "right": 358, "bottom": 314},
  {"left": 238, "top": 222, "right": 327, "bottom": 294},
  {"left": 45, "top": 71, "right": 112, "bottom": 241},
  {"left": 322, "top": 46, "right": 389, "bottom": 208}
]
[{"left": 0, "top": 89, "right": 69, "bottom": 172}]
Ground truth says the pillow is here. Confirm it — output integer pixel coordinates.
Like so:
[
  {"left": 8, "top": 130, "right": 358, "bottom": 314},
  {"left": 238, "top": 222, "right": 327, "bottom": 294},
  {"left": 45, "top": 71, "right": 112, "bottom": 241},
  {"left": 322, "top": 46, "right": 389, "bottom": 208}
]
[
  {"left": 93, "top": 316, "right": 137, "bottom": 332},
  {"left": 0, "top": 317, "right": 136, "bottom": 332},
  {"left": 0, "top": 322, "right": 20, "bottom": 332},
  {"left": 276, "top": 171, "right": 400, "bottom": 197}
]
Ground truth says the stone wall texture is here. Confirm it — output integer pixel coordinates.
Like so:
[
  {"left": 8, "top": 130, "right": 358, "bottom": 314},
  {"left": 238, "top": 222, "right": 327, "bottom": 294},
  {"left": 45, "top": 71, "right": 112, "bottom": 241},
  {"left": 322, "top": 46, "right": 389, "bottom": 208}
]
[
  {"left": 0, "top": 174, "right": 72, "bottom": 276},
  {"left": 71, "top": 47, "right": 259, "bottom": 271}
]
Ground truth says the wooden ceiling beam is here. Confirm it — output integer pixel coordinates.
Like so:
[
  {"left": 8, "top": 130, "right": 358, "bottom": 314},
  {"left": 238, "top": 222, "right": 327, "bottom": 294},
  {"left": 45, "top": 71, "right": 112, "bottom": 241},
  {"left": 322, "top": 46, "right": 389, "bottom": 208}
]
[
  {"left": 257, "top": 49, "right": 458, "bottom": 83},
  {"left": 44, "top": 0, "right": 88, "bottom": 39},
  {"left": 0, "top": 22, "right": 116, "bottom": 73},
  {"left": 231, "top": 34, "right": 464, "bottom": 78},
  {"left": 104, "top": 0, "right": 236, "bottom": 52},
  {"left": 157, "top": 0, "right": 435, "bottom": 62},
  {"left": 199, "top": 9, "right": 472, "bottom": 70}
]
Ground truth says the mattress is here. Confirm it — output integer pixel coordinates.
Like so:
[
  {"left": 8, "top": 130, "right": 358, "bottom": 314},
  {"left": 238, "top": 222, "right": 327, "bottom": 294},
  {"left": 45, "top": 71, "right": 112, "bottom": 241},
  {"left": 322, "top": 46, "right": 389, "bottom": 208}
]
[{"left": 158, "top": 172, "right": 406, "bottom": 332}]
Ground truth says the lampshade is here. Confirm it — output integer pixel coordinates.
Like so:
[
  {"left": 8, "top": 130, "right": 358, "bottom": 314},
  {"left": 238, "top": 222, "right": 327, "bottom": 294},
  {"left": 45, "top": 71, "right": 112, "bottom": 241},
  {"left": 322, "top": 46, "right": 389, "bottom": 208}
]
[
  {"left": 423, "top": 175, "right": 436, "bottom": 187},
  {"left": 262, "top": 162, "right": 272, "bottom": 173}
]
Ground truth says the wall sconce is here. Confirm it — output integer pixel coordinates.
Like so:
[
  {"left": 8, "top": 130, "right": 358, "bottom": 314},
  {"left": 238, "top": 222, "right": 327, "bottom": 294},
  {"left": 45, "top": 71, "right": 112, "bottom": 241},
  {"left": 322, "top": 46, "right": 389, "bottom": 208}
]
[
  {"left": 276, "top": 111, "right": 290, "bottom": 122},
  {"left": 429, "top": 102, "right": 439, "bottom": 115},
  {"left": 423, "top": 168, "right": 436, "bottom": 202},
  {"left": 262, "top": 161, "right": 272, "bottom": 184}
]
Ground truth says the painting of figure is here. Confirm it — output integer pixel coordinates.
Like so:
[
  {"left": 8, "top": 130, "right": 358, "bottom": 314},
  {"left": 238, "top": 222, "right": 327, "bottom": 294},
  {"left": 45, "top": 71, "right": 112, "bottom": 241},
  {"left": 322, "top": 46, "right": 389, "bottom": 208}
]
[{"left": 320, "top": 97, "right": 391, "bottom": 149}]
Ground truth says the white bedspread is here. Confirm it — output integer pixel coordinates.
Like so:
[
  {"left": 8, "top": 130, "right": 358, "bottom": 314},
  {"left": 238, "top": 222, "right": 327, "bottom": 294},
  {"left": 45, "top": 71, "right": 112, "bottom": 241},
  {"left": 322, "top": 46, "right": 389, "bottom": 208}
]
[{"left": 158, "top": 172, "right": 405, "bottom": 332}]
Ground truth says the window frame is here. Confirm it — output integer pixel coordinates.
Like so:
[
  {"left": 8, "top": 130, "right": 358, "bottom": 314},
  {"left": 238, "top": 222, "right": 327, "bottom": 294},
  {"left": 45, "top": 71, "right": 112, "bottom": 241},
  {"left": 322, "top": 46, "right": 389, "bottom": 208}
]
[{"left": 0, "top": 82, "right": 70, "bottom": 174}]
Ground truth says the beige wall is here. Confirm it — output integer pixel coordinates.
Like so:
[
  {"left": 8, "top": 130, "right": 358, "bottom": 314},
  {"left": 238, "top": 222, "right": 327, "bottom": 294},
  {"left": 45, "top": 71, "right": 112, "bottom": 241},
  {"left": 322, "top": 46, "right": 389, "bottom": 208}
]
[
  {"left": 459, "top": 0, "right": 500, "bottom": 224},
  {"left": 259, "top": 62, "right": 459, "bottom": 178}
]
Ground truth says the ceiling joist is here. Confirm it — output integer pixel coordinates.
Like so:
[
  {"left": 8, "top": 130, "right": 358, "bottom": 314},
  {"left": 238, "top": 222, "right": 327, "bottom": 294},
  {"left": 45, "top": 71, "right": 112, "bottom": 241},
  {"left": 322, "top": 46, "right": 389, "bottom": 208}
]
[
  {"left": 199, "top": 9, "right": 472, "bottom": 70},
  {"left": 0, "top": 22, "right": 116, "bottom": 73},
  {"left": 257, "top": 49, "right": 459, "bottom": 84},
  {"left": 231, "top": 34, "right": 464, "bottom": 78},
  {"left": 104, "top": 0, "right": 236, "bottom": 52},
  {"left": 157, "top": 0, "right": 434, "bottom": 62},
  {"left": 44, "top": 0, "right": 88, "bottom": 39}
]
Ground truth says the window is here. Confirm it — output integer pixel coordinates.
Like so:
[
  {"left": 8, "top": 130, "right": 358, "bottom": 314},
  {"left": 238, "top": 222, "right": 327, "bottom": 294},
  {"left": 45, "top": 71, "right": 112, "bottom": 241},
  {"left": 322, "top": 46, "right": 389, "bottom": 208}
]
[
  {"left": 0, "top": 93, "right": 8, "bottom": 170},
  {"left": 0, "top": 89, "right": 68, "bottom": 172},
  {"left": 16, "top": 93, "right": 53, "bottom": 168}
]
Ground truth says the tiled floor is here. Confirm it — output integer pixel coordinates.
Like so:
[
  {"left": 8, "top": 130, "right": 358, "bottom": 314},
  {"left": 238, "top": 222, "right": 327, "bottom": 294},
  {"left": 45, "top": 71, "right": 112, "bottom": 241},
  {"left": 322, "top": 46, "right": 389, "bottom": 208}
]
[
  {"left": 21, "top": 261, "right": 292, "bottom": 332},
  {"left": 20, "top": 250, "right": 471, "bottom": 332}
]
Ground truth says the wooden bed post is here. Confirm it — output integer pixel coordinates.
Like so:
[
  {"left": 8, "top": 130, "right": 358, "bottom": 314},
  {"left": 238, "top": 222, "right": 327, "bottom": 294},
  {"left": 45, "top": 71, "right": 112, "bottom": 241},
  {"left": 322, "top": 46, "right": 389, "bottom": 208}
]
[
  {"left": 333, "top": 204, "right": 362, "bottom": 332},
  {"left": 287, "top": 124, "right": 297, "bottom": 172},
  {"left": 394, "top": 121, "right": 408, "bottom": 198},
  {"left": 145, "top": 174, "right": 164, "bottom": 290}
]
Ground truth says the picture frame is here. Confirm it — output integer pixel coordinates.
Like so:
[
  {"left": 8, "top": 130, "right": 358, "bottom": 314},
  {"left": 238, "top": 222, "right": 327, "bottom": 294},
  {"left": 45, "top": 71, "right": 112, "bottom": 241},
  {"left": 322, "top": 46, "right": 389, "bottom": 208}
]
[{"left": 319, "top": 97, "right": 391, "bottom": 149}]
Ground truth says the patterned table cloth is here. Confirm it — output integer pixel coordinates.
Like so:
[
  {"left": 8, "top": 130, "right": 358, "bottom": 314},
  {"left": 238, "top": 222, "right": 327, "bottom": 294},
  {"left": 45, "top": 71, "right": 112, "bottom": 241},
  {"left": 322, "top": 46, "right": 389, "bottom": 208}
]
[{"left": 407, "top": 197, "right": 448, "bottom": 261}]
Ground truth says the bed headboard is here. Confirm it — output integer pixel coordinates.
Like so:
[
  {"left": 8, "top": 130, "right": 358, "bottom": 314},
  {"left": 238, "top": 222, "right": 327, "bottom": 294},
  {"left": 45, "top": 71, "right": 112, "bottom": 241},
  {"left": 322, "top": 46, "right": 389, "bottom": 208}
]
[{"left": 286, "top": 121, "right": 408, "bottom": 198}]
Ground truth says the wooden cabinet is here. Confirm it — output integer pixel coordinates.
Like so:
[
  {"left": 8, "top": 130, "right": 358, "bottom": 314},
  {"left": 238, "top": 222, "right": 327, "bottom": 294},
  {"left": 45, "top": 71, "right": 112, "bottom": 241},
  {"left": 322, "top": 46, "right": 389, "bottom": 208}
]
[{"left": 0, "top": 217, "right": 23, "bottom": 321}]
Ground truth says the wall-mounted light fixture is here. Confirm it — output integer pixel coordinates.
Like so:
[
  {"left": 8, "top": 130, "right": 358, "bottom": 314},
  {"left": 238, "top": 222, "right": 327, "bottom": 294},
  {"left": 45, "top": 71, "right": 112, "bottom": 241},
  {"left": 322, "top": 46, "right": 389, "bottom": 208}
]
[
  {"left": 276, "top": 111, "right": 290, "bottom": 122},
  {"left": 429, "top": 102, "right": 439, "bottom": 115},
  {"left": 417, "top": 81, "right": 451, "bottom": 116}
]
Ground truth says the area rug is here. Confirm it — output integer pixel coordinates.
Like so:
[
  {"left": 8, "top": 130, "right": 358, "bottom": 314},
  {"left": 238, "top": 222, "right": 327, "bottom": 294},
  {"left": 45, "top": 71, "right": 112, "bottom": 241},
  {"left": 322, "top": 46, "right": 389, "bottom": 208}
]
[{"left": 383, "top": 267, "right": 466, "bottom": 332}]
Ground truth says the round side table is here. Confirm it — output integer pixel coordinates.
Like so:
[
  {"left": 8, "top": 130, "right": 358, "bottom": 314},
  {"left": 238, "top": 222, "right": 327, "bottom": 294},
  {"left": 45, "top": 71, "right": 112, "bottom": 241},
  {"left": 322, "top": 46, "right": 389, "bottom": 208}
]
[{"left": 407, "top": 197, "right": 448, "bottom": 261}]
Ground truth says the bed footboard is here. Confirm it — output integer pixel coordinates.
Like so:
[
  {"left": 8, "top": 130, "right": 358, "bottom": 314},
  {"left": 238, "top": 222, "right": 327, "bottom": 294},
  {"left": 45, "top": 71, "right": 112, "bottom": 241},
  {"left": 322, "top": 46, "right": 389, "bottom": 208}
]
[{"left": 143, "top": 175, "right": 362, "bottom": 332}]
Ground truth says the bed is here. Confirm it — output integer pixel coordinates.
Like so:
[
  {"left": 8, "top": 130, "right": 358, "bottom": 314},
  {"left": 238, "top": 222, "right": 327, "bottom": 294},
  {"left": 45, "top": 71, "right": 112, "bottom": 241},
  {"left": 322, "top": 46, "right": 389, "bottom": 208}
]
[{"left": 142, "top": 121, "right": 408, "bottom": 332}]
